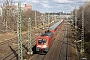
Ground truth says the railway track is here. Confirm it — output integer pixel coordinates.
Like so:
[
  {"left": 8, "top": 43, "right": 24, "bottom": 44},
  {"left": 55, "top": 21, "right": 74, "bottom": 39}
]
[
  {"left": 0, "top": 30, "right": 37, "bottom": 46},
  {"left": 0, "top": 28, "right": 44, "bottom": 59},
  {"left": 57, "top": 23, "right": 69, "bottom": 60},
  {"left": 0, "top": 35, "right": 37, "bottom": 60},
  {"left": 30, "top": 54, "right": 46, "bottom": 60},
  {"left": 0, "top": 36, "right": 17, "bottom": 46}
]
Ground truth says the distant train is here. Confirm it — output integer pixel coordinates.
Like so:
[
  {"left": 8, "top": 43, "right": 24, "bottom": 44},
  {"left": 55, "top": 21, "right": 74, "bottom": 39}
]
[{"left": 36, "top": 20, "right": 64, "bottom": 53}]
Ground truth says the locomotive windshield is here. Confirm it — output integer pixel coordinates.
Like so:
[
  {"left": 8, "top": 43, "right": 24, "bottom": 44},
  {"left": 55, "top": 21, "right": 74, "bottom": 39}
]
[{"left": 38, "top": 39, "right": 46, "bottom": 44}]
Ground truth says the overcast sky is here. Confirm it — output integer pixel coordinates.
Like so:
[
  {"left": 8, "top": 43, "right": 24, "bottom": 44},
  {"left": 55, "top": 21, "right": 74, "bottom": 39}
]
[{"left": 0, "top": 0, "right": 87, "bottom": 13}]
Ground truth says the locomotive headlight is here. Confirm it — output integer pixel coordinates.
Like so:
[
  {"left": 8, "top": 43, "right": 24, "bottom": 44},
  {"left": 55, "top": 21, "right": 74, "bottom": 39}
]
[
  {"left": 37, "top": 45, "right": 41, "bottom": 47},
  {"left": 43, "top": 45, "right": 47, "bottom": 48}
]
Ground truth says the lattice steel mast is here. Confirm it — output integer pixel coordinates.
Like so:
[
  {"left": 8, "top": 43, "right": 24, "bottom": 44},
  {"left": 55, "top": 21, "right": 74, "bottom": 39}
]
[
  {"left": 35, "top": 10, "right": 37, "bottom": 28},
  {"left": 48, "top": 13, "right": 50, "bottom": 30},
  {"left": 81, "top": 10, "right": 84, "bottom": 52},
  {"left": 17, "top": 2, "right": 23, "bottom": 60},
  {"left": 27, "top": 18, "right": 33, "bottom": 55}
]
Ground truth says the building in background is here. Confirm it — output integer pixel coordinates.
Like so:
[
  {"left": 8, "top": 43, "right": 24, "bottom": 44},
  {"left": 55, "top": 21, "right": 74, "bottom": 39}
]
[{"left": 21, "top": 4, "right": 32, "bottom": 12}]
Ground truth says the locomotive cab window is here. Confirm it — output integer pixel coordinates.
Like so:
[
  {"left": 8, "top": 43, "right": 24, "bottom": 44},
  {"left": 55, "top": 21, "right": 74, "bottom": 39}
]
[
  {"left": 43, "top": 39, "right": 46, "bottom": 44},
  {"left": 38, "top": 39, "right": 42, "bottom": 44},
  {"left": 38, "top": 39, "right": 46, "bottom": 44}
]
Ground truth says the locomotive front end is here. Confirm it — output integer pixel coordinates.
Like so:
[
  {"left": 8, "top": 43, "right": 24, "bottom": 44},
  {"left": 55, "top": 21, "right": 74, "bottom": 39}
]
[{"left": 36, "top": 37, "right": 49, "bottom": 52}]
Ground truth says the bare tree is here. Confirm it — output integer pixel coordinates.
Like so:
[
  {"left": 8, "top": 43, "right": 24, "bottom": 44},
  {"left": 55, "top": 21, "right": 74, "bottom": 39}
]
[
  {"left": 73, "top": 1, "right": 90, "bottom": 59},
  {"left": 2, "top": 0, "right": 17, "bottom": 31}
]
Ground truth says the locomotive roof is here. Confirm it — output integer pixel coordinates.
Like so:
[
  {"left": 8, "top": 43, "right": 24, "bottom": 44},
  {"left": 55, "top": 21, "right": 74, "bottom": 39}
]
[
  {"left": 49, "top": 20, "right": 63, "bottom": 30},
  {"left": 40, "top": 31, "right": 53, "bottom": 37}
]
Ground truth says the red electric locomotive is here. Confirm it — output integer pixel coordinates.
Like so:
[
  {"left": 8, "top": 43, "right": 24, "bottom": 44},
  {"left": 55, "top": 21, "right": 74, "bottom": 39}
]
[{"left": 36, "top": 20, "right": 64, "bottom": 53}]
